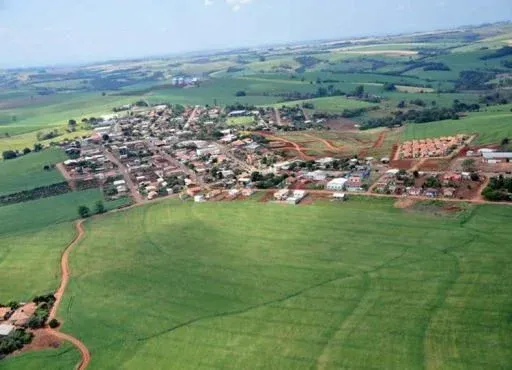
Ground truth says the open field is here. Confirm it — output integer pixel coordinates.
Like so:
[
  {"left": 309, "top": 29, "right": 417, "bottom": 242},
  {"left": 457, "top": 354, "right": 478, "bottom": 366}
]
[
  {"left": 0, "top": 148, "right": 66, "bottom": 196},
  {"left": 227, "top": 116, "right": 255, "bottom": 126},
  {"left": 0, "top": 189, "right": 131, "bottom": 302},
  {"left": 2, "top": 343, "right": 81, "bottom": 370},
  {"left": 267, "top": 96, "right": 377, "bottom": 113},
  {"left": 14, "top": 198, "right": 507, "bottom": 369},
  {"left": 403, "top": 109, "right": 512, "bottom": 145}
]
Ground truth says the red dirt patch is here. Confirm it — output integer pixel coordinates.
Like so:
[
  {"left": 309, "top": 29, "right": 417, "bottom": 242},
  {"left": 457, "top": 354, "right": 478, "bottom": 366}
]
[
  {"left": 325, "top": 118, "right": 358, "bottom": 131},
  {"left": 22, "top": 329, "right": 62, "bottom": 352},
  {"left": 372, "top": 132, "right": 386, "bottom": 149},
  {"left": 390, "top": 159, "right": 415, "bottom": 170}
]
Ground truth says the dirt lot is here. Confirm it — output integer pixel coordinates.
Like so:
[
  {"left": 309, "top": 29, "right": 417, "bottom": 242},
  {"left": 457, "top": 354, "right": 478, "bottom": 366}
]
[
  {"left": 21, "top": 329, "right": 62, "bottom": 352},
  {"left": 418, "top": 159, "right": 453, "bottom": 172},
  {"left": 325, "top": 118, "right": 359, "bottom": 131}
]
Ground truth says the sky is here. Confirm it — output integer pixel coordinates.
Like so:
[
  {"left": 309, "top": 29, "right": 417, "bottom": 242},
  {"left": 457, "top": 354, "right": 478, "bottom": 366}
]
[{"left": 0, "top": 0, "right": 511, "bottom": 68}]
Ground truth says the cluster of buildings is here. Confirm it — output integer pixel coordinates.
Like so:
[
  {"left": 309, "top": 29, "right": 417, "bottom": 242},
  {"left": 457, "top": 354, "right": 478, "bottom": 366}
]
[
  {"left": 372, "top": 169, "right": 474, "bottom": 198},
  {"left": 467, "top": 148, "right": 512, "bottom": 164},
  {"left": 398, "top": 135, "right": 467, "bottom": 159}
]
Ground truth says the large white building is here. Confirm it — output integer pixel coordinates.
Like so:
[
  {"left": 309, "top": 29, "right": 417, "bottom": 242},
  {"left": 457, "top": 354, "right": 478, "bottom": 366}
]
[{"left": 326, "top": 178, "right": 347, "bottom": 191}]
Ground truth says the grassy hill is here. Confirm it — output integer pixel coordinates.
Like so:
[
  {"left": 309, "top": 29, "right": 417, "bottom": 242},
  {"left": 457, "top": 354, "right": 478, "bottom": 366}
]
[{"left": 8, "top": 198, "right": 506, "bottom": 369}]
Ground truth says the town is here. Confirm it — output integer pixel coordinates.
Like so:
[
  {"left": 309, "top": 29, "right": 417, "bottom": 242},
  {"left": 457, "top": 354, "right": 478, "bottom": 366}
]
[{"left": 55, "top": 102, "right": 512, "bottom": 206}]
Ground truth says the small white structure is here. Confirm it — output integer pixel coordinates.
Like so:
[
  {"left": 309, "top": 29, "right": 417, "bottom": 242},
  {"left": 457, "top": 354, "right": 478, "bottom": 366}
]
[
  {"left": 147, "top": 191, "right": 158, "bottom": 200},
  {"left": 326, "top": 178, "right": 348, "bottom": 191},
  {"left": 194, "top": 195, "right": 206, "bottom": 203},
  {"left": 274, "top": 189, "right": 289, "bottom": 201},
  {"left": 0, "top": 324, "right": 15, "bottom": 337},
  {"left": 332, "top": 192, "right": 346, "bottom": 201},
  {"left": 482, "top": 152, "right": 512, "bottom": 163},
  {"left": 286, "top": 190, "right": 307, "bottom": 204},
  {"left": 113, "top": 180, "right": 126, "bottom": 186}
]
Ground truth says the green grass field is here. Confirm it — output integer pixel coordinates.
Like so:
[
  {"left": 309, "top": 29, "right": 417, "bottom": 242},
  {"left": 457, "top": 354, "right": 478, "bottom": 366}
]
[
  {"left": 0, "top": 148, "right": 66, "bottom": 196},
  {"left": 403, "top": 109, "right": 512, "bottom": 144},
  {"left": 227, "top": 116, "right": 255, "bottom": 126},
  {"left": 7, "top": 198, "right": 507, "bottom": 369},
  {"left": 267, "top": 96, "right": 376, "bottom": 113},
  {"left": 0, "top": 189, "right": 131, "bottom": 302},
  {"left": 2, "top": 343, "right": 81, "bottom": 370}
]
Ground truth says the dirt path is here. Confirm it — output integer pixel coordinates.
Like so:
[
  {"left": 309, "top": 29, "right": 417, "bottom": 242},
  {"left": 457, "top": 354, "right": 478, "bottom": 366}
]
[
  {"left": 372, "top": 131, "right": 386, "bottom": 149},
  {"left": 303, "top": 133, "right": 341, "bottom": 152},
  {"left": 472, "top": 176, "right": 490, "bottom": 202},
  {"left": 258, "top": 132, "right": 314, "bottom": 160},
  {"left": 47, "top": 220, "right": 91, "bottom": 370},
  {"left": 274, "top": 108, "right": 282, "bottom": 126},
  {"left": 56, "top": 163, "right": 76, "bottom": 190}
]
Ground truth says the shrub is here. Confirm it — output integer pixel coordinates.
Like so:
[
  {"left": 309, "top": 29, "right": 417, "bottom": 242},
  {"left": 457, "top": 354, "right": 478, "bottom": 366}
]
[{"left": 49, "top": 319, "right": 60, "bottom": 328}]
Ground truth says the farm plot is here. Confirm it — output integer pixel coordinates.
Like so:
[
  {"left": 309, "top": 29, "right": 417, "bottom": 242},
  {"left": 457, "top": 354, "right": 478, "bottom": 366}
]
[
  {"left": 12, "top": 199, "right": 511, "bottom": 369},
  {"left": 0, "top": 148, "right": 66, "bottom": 196},
  {"left": 403, "top": 109, "right": 512, "bottom": 145},
  {"left": 0, "top": 189, "right": 131, "bottom": 302}
]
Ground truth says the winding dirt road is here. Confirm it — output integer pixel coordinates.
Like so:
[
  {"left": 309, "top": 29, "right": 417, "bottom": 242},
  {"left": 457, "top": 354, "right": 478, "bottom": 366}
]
[
  {"left": 48, "top": 220, "right": 91, "bottom": 370},
  {"left": 303, "top": 133, "right": 341, "bottom": 152}
]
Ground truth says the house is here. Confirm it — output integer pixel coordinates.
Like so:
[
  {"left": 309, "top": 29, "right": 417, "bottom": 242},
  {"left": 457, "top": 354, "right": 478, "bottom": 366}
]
[
  {"left": 408, "top": 187, "right": 422, "bottom": 196},
  {"left": 326, "top": 178, "right": 347, "bottom": 191},
  {"left": 315, "top": 157, "right": 335, "bottom": 169},
  {"left": 443, "top": 172, "right": 462, "bottom": 184},
  {"left": 304, "top": 170, "right": 327, "bottom": 181},
  {"left": 228, "top": 110, "right": 248, "bottom": 117},
  {"left": 443, "top": 187, "right": 456, "bottom": 198},
  {"left": 380, "top": 157, "right": 390, "bottom": 164},
  {"left": 274, "top": 189, "right": 289, "bottom": 201},
  {"left": 286, "top": 190, "right": 306, "bottom": 205},
  {"left": 186, "top": 186, "right": 202, "bottom": 197},
  {"left": 424, "top": 188, "right": 439, "bottom": 198}
]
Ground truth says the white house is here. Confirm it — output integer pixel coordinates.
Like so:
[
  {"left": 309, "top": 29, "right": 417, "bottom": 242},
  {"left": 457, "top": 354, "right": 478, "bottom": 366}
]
[{"left": 326, "top": 178, "right": 348, "bottom": 191}]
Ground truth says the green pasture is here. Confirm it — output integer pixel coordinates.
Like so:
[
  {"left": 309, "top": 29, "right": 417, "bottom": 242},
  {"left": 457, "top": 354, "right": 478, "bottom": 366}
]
[
  {"left": 0, "top": 189, "right": 131, "bottom": 302},
  {"left": 403, "top": 109, "right": 512, "bottom": 144},
  {"left": 227, "top": 116, "right": 255, "bottom": 126},
  {"left": 0, "top": 148, "right": 66, "bottom": 196},
  {"left": 11, "top": 198, "right": 506, "bottom": 369},
  {"left": 267, "top": 96, "right": 376, "bottom": 112},
  {"left": 2, "top": 343, "right": 81, "bottom": 370}
]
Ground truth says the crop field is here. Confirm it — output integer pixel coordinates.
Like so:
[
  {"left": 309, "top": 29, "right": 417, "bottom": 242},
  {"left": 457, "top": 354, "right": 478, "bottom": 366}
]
[
  {"left": 0, "top": 189, "right": 131, "bottom": 302},
  {"left": 2, "top": 343, "right": 81, "bottom": 370},
  {"left": 403, "top": 109, "right": 512, "bottom": 145},
  {"left": 5, "top": 199, "right": 506, "bottom": 369},
  {"left": 227, "top": 116, "right": 255, "bottom": 126},
  {"left": 0, "top": 148, "right": 66, "bottom": 196},
  {"left": 267, "top": 96, "right": 377, "bottom": 113}
]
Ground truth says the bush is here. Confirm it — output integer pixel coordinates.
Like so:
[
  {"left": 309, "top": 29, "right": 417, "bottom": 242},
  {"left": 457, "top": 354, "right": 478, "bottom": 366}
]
[
  {"left": 49, "top": 319, "right": 60, "bottom": 328},
  {"left": 78, "top": 205, "right": 91, "bottom": 218},
  {"left": 2, "top": 150, "right": 17, "bottom": 160}
]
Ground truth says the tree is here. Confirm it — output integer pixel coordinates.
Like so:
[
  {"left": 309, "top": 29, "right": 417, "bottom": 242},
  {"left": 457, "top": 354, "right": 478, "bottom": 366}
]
[
  {"left": 462, "top": 159, "right": 476, "bottom": 172},
  {"left": 2, "top": 150, "right": 17, "bottom": 160},
  {"left": 78, "top": 205, "right": 91, "bottom": 218},
  {"left": 235, "top": 90, "right": 246, "bottom": 97},
  {"left": 353, "top": 85, "right": 365, "bottom": 98},
  {"left": 383, "top": 82, "right": 396, "bottom": 91},
  {"left": 68, "top": 119, "right": 77, "bottom": 127},
  {"left": 23, "top": 147, "right": 32, "bottom": 155},
  {"left": 49, "top": 319, "right": 60, "bottom": 328},
  {"left": 501, "top": 137, "right": 510, "bottom": 146},
  {"left": 33, "top": 143, "right": 43, "bottom": 152},
  {"left": 95, "top": 201, "right": 106, "bottom": 214}
]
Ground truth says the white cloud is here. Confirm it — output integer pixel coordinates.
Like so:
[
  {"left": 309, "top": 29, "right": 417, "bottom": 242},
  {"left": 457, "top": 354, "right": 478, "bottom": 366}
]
[
  {"left": 226, "top": 0, "right": 254, "bottom": 12},
  {"left": 204, "top": 0, "right": 214, "bottom": 7}
]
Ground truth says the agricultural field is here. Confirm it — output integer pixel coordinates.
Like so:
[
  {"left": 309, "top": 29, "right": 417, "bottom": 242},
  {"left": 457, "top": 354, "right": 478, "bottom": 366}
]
[
  {"left": 403, "top": 108, "right": 512, "bottom": 145},
  {"left": 2, "top": 343, "right": 81, "bottom": 370},
  {"left": 0, "top": 148, "right": 66, "bottom": 196},
  {"left": 227, "top": 116, "right": 255, "bottom": 126},
  {"left": 0, "top": 189, "right": 131, "bottom": 302},
  {"left": 5, "top": 198, "right": 508, "bottom": 369},
  {"left": 267, "top": 96, "right": 377, "bottom": 113}
]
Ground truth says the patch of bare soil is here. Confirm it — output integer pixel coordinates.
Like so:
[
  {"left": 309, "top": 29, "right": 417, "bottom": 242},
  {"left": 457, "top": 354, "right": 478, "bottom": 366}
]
[
  {"left": 325, "top": 118, "right": 358, "bottom": 131},
  {"left": 22, "top": 329, "right": 62, "bottom": 352},
  {"left": 390, "top": 159, "right": 415, "bottom": 170},
  {"left": 394, "top": 198, "right": 416, "bottom": 209}
]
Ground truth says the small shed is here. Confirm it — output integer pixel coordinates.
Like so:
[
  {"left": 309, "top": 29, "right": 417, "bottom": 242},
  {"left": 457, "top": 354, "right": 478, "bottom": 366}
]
[{"left": 0, "top": 324, "right": 15, "bottom": 337}]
